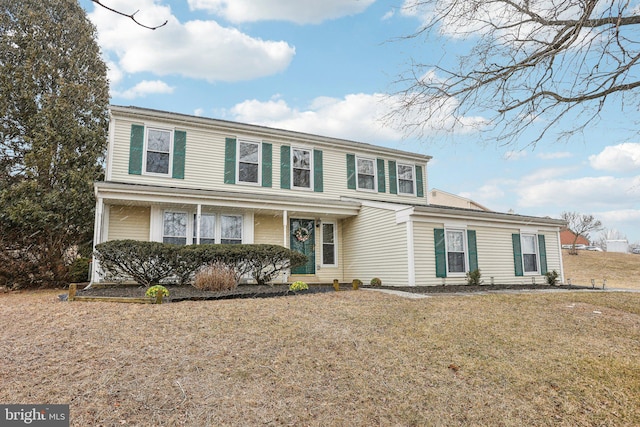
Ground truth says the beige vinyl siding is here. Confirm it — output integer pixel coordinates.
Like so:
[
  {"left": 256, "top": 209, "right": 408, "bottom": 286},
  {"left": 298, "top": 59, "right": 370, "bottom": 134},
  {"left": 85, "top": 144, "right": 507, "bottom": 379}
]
[
  {"left": 412, "top": 222, "right": 439, "bottom": 285},
  {"left": 107, "top": 205, "right": 150, "bottom": 242},
  {"left": 109, "top": 115, "right": 428, "bottom": 205},
  {"left": 254, "top": 214, "right": 284, "bottom": 245},
  {"left": 413, "top": 223, "right": 559, "bottom": 286},
  {"left": 342, "top": 206, "right": 408, "bottom": 286}
]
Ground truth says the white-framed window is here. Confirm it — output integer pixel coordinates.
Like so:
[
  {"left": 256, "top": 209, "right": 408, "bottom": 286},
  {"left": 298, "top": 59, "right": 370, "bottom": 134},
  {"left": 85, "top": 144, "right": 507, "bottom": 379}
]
[
  {"left": 145, "top": 128, "right": 173, "bottom": 175},
  {"left": 221, "top": 215, "right": 243, "bottom": 244},
  {"left": 357, "top": 157, "right": 376, "bottom": 191},
  {"left": 397, "top": 163, "right": 415, "bottom": 195},
  {"left": 321, "top": 222, "right": 337, "bottom": 266},
  {"left": 193, "top": 214, "right": 216, "bottom": 245},
  {"left": 237, "top": 140, "right": 260, "bottom": 184},
  {"left": 521, "top": 234, "right": 539, "bottom": 273},
  {"left": 446, "top": 229, "right": 466, "bottom": 274},
  {"left": 163, "top": 211, "right": 187, "bottom": 245},
  {"left": 292, "top": 147, "right": 312, "bottom": 189}
]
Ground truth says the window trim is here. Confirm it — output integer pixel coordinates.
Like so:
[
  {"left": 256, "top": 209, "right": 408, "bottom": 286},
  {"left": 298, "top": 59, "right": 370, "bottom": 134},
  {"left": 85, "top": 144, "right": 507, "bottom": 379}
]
[
  {"left": 143, "top": 127, "right": 174, "bottom": 176},
  {"left": 521, "top": 233, "right": 540, "bottom": 275},
  {"left": 396, "top": 163, "right": 416, "bottom": 196},
  {"left": 291, "top": 146, "right": 314, "bottom": 191},
  {"left": 445, "top": 228, "right": 467, "bottom": 276},
  {"left": 321, "top": 221, "right": 337, "bottom": 267},
  {"left": 356, "top": 156, "right": 377, "bottom": 192},
  {"left": 236, "top": 139, "right": 262, "bottom": 186}
]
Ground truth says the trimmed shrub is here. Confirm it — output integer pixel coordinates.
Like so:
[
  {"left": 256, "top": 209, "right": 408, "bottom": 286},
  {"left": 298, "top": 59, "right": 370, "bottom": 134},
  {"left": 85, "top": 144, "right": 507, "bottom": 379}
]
[
  {"left": 466, "top": 269, "right": 483, "bottom": 286},
  {"left": 193, "top": 262, "right": 238, "bottom": 292},
  {"left": 95, "top": 241, "right": 307, "bottom": 287},
  {"left": 94, "top": 240, "right": 179, "bottom": 287},
  {"left": 370, "top": 277, "right": 382, "bottom": 287}
]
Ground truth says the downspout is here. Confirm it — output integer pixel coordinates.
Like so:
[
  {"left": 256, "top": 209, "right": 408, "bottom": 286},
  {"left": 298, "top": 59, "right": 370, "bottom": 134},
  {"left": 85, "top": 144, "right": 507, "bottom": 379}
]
[
  {"left": 406, "top": 219, "right": 416, "bottom": 286},
  {"left": 283, "top": 210, "right": 288, "bottom": 283},
  {"left": 556, "top": 228, "right": 566, "bottom": 284}
]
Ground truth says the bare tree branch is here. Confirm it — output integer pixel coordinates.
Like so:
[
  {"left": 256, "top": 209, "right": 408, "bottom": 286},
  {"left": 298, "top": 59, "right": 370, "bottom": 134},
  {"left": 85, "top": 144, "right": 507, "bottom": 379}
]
[
  {"left": 388, "top": 0, "right": 640, "bottom": 146},
  {"left": 90, "top": 0, "right": 167, "bottom": 30}
]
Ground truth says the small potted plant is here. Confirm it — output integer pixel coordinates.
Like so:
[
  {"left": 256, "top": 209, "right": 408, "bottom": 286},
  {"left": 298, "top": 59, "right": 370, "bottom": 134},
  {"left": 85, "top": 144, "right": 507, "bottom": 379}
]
[{"left": 146, "top": 285, "right": 170, "bottom": 299}]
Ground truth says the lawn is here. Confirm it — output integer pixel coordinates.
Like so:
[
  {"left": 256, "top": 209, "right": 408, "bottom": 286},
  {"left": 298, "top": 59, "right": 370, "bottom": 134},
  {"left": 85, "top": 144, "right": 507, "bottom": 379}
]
[
  {"left": 1, "top": 289, "right": 639, "bottom": 426},
  {"left": 562, "top": 249, "right": 640, "bottom": 289}
]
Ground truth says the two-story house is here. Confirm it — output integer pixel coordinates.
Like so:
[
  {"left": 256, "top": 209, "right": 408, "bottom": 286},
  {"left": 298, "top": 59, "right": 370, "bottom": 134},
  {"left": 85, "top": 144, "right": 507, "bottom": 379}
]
[{"left": 91, "top": 106, "right": 565, "bottom": 286}]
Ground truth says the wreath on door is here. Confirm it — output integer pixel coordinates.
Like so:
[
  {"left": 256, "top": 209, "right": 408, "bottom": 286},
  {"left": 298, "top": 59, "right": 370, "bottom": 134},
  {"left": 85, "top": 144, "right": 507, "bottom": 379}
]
[{"left": 294, "top": 227, "right": 311, "bottom": 242}]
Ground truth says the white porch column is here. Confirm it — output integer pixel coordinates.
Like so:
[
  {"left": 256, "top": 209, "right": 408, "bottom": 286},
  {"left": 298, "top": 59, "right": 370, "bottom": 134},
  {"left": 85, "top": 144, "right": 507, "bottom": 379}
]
[
  {"left": 90, "top": 197, "right": 104, "bottom": 285},
  {"left": 283, "top": 210, "right": 289, "bottom": 248},
  {"left": 195, "top": 204, "right": 202, "bottom": 244}
]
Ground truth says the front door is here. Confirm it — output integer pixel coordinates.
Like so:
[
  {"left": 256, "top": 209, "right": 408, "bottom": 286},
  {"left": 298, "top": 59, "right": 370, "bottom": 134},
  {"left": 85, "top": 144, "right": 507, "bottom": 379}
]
[{"left": 290, "top": 218, "right": 315, "bottom": 274}]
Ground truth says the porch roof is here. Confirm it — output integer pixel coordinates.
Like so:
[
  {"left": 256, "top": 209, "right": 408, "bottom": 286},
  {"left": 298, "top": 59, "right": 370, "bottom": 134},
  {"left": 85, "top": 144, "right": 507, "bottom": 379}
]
[{"left": 95, "top": 181, "right": 361, "bottom": 218}]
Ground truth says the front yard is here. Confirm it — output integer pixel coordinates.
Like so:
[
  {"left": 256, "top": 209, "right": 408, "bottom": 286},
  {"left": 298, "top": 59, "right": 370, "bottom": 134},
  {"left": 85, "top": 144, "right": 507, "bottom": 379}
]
[{"left": 1, "top": 289, "right": 639, "bottom": 426}]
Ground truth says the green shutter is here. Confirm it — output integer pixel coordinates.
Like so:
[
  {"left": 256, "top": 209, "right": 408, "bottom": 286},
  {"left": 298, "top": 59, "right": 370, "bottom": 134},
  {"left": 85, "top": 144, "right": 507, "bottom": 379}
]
[
  {"left": 416, "top": 165, "right": 424, "bottom": 198},
  {"left": 314, "top": 149, "right": 323, "bottom": 192},
  {"left": 128, "top": 124, "right": 144, "bottom": 175},
  {"left": 512, "top": 234, "right": 523, "bottom": 277},
  {"left": 346, "top": 154, "right": 356, "bottom": 190},
  {"left": 172, "top": 130, "right": 186, "bottom": 179},
  {"left": 467, "top": 230, "right": 478, "bottom": 272},
  {"left": 224, "top": 138, "right": 236, "bottom": 184},
  {"left": 377, "top": 158, "right": 386, "bottom": 193},
  {"left": 280, "top": 145, "right": 291, "bottom": 189},
  {"left": 538, "top": 234, "right": 548, "bottom": 275},
  {"left": 262, "top": 142, "right": 272, "bottom": 188},
  {"left": 389, "top": 160, "right": 397, "bottom": 194},
  {"left": 434, "top": 228, "right": 447, "bottom": 278}
]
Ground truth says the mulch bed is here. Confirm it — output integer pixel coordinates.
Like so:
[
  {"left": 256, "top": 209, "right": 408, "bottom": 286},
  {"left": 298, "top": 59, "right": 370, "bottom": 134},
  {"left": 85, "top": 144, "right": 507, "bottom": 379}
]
[{"left": 74, "top": 283, "right": 593, "bottom": 302}]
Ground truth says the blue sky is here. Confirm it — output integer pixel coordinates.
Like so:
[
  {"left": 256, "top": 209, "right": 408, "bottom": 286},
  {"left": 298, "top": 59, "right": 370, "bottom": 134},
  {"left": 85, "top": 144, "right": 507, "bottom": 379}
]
[{"left": 80, "top": 0, "right": 640, "bottom": 243}]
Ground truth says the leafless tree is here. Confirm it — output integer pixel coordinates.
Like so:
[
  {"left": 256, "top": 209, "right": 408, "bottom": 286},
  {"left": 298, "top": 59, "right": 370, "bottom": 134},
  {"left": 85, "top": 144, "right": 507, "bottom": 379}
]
[
  {"left": 389, "top": 0, "right": 640, "bottom": 146},
  {"left": 561, "top": 211, "right": 603, "bottom": 255},
  {"left": 90, "top": 0, "right": 167, "bottom": 30}
]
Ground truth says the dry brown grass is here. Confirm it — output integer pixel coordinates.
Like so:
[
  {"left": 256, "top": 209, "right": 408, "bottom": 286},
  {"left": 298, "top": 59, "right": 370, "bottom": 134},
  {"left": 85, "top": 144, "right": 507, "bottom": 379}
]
[
  {"left": 1, "top": 289, "right": 639, "bottom": 426},
  {"left": 562, "top": 249, "right": 640, "bottom": 289}
]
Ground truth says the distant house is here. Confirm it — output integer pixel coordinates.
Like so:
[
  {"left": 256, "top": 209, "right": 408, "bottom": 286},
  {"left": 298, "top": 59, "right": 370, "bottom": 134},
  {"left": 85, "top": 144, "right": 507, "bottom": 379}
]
[
  {"left": 560, "top": 229, "right": 590, "bottom": 247},
  {"left": 428, "top": 189, "right": 492, "bottom": 212},
  {"left": 91, "top": 106, "right": 566, "bottom": 286}
]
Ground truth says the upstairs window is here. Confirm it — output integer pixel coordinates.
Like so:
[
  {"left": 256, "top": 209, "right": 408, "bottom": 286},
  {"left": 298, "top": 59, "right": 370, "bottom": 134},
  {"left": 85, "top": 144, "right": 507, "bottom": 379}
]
[
  {"left": 397, "top": 163, "right": 415, "bottom": 195},
  {"left": 163, "top": 212, "right": 187, "bottom": 245},
  {"left": 292, "top": 148, "right": 312, "bottom": 189},
  {"left": 446, "top": 229, "right": 466, "bottom": 274},
  {"left": 357, "top": 157, "right": 376, "bottom": 191},
  {"left": 146, "top": 128, "right": 172, "bottom": 175},
  {"left": 238, "top": 141, "right": 260, "bottom": 184}
]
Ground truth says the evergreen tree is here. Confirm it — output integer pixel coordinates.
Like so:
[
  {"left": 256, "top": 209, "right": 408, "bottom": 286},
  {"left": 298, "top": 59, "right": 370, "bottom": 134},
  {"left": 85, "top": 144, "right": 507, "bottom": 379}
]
[{"left": 0, "top": 0, "right": 109, "bottom": 288}]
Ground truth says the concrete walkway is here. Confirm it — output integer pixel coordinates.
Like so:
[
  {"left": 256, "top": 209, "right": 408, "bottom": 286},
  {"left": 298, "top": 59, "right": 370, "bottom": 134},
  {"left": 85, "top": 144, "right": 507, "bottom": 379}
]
[{"left": 362, "top": 287, "right": 640, "bottom": 299}]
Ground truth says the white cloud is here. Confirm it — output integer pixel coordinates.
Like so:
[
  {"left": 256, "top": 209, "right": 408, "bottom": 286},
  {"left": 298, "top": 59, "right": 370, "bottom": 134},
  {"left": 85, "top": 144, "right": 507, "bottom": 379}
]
[
  {"left": 113, "top": 80, "right": 174, "bottom": 99},
  {"left": 536, "top": 152, "right": 573, "bottom": 160},
  {"left": 194, "top": 108, "right": 205, "bottom": 117},
  {"left": 188, "top": 0, "right": 375, "bottom": 24},
  {"left": 598, "top": 209, "right": 640, "bottom": 223},
  {"left": 382, "top": 10, "right": 396, "bottom": 20},
  {"left": 589, "top": 143, "right": 640, "bottom": 173},
  {"left": 88, "top": 0, "right": 295, "bottom": 83},
  {"left": 225, "top": 92, "right": 485, "bottom": 144},
  {"left": 516, "top": 175, "right": 640, "bottom": 208},
  {"left": 228, "top": 94, "right": 402, "bottom": 143}
]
